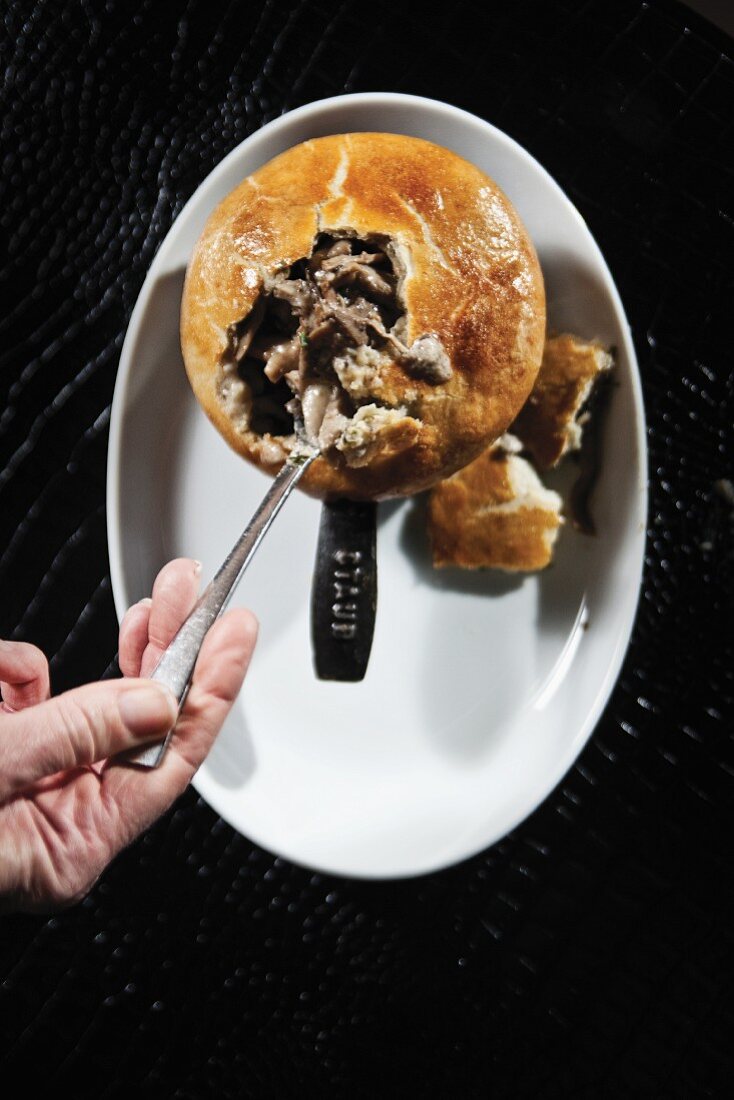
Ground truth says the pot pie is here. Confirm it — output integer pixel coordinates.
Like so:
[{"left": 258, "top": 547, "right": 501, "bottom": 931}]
[{"left": 181, "top": 133, "right": 546, "bottom": 500}]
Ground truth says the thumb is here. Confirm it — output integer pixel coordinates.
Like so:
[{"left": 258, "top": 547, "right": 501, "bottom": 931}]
[{"left": 0, "top": 679, "right": 177, "bottom": 801}]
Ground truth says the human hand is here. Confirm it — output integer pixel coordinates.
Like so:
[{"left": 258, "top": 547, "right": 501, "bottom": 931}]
[{"left": 0, "top": 558, "right": 257, "bottom": 913}]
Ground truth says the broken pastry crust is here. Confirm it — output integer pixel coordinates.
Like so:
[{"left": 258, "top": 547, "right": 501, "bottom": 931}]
[
  {"left": 427, "top": 434, "right": 563, "bottom": 571},
  {"left": 181, "top": 132, "right": 546, "bottom": 500},
  {"left": 512, "top": 333, "right": 613, "bottom": 469}
]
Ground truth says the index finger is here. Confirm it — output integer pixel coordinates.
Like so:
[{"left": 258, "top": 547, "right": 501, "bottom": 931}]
[
  {"left": 101, "top": 608, "right": 258, "bottom": 842},
  {"left": 141, "top": 558, "right": 202, "bottom": 676}
]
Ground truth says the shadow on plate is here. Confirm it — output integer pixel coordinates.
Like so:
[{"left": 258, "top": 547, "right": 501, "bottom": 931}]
[{"left": 542, "top": 248, "right": 626, "bottom": 342}]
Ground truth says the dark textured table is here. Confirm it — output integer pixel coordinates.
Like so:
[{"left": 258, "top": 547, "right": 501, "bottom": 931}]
[{"left": 1, "top": 0, "right": 732, "bottom": 1094}]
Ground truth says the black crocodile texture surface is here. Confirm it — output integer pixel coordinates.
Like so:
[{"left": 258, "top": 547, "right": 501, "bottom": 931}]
[{"left": 1, "top": 0, "right": 733, "bottom": 1094}]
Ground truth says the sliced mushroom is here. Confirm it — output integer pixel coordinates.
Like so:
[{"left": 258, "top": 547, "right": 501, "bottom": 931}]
[{"left": 263, "top": 335, "right": 301, "bottom": 382}]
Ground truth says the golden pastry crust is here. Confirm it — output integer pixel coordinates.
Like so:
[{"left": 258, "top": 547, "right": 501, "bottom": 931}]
[
  {"left": 512, "top": 333, "right": 613, "bottom": 469},
  {"left": 181, "top": 133, "right": 546, "bottom": 500},
  {"left": 427, "top": 437, "right": 562, "bottom": 571}
]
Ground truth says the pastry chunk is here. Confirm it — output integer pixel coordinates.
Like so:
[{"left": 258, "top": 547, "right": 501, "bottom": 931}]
[
  {"left": 428, "top": 435, "right": 562, "bottom": 571},
  {"left": 512, "top": 333, "right": 613, "bottom": 469}
]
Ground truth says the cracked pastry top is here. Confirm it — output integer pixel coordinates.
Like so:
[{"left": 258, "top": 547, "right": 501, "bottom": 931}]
[{"left": 181, "top": 132, "right": 546, "bottom": 499}]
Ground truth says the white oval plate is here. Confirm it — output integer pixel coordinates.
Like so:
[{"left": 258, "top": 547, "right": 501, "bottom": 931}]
[{"left": 107, "top": 94, "right": 647, "bottom": 879}]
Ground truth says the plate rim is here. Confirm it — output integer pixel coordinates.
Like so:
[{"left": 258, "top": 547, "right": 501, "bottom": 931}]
[{"left": 107, "top": 92, "right": 648, "bottom": 878}]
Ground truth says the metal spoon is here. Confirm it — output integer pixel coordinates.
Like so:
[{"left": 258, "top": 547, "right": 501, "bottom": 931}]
[{"left": 126, "top": 451, "right": 317, "bottom": 768}]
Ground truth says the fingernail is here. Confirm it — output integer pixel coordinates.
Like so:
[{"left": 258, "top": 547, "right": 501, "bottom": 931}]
[
  {"left": 138, "top": 597, "right": 153, "bottom": 608},
  {"left": 119, "top": 685, "right": 177, "bottom": 736},
  {"left": 193, "top": 560, "right": 202, "bottom": 575}
]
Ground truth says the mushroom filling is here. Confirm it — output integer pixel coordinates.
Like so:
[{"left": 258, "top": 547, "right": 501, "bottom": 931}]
[{"left": 219, "top": 233, "right": 452, "bottom": 460}]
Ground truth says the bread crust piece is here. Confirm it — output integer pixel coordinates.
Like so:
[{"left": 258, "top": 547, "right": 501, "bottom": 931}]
[
  {"left": 512, "top": 333, "right": 613, "bottom": 469},
  {"left": 427, "top": 435, "right": 563, "bottom": 571},
  {"left": 181, "top": 132, "right": 546, "bottom": 500}
]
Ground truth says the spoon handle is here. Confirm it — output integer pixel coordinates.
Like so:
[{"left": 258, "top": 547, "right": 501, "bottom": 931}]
[{"left": 126, "top": 454, "right": 317, "bottom": 768}]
